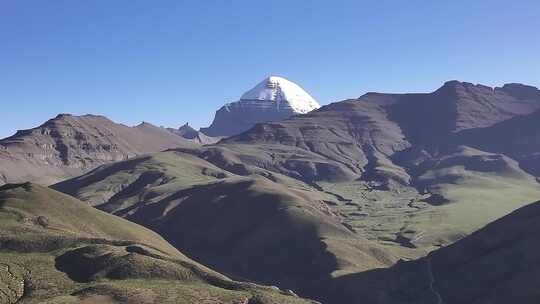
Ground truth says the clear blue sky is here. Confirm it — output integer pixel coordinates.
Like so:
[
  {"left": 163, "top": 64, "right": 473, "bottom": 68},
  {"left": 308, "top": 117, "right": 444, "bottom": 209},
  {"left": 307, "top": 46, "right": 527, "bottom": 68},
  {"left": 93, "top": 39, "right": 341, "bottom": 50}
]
[{"left": 1, "top": 0, "right": 539, "bottom": 138}]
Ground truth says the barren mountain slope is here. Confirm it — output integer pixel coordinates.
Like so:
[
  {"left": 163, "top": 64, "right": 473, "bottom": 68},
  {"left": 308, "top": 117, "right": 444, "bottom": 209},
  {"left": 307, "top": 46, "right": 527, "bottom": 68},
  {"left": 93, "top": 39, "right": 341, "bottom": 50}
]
[
  {"left": 224, "top": 81, "right": 540, "bottom": 184},
  {"left": 0, "top": 114, "right": 196, "bottom": 185},
  {"left": 457, "top": 107, "right": 540, "bottom": 176}
]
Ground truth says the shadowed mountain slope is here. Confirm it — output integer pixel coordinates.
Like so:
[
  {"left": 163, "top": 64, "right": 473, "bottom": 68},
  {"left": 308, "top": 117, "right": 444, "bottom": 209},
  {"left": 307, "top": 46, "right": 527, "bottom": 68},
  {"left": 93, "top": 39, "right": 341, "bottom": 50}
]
[
  {"left": 319, "top": 199, "right": 540, "bottom": 304},
  {"left": 0, "top": 114, "right": 196, "bottom": 185},
  {"left": 0, "top": 183, "right": 318, "bottom": 304},
  {"left": 457, "top": 107, "right": 540, "bottom": 176}
]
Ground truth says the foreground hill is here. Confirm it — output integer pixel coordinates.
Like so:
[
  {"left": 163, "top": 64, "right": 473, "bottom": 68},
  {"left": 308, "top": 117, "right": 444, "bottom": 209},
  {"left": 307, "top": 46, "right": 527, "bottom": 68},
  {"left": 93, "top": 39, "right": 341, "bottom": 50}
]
[
  {"left": 320, "top": 199, "right": 540, "bottom": 304},
  {"left": 0, "top": 183, "right": 318, "bottom": 304},
  {"left": 0, "top": 114, "right": 195, "bottom": 185},
  {"left": 53, "top": 150, "right": 405, "bottom": 301}
]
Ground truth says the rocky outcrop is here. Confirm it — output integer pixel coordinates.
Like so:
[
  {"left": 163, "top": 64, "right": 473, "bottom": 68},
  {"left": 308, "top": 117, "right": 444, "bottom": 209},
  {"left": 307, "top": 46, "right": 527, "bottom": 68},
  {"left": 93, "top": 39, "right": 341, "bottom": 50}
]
[
  {"left": 167, "top": 123, "right": 220, "bottom": 145},
  {"left": 0, "top": 263, "right": 25, "bottom": 304}
]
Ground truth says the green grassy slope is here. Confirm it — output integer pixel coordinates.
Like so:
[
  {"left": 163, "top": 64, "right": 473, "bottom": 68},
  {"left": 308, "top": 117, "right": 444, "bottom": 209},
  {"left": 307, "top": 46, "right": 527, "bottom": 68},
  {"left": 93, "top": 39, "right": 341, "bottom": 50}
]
[
  {"left": 0, "top": 183, "right": 318, "bottom": 304},
  {"left": 53, "top": 151, "right": 232, "bottom": 211},
  {"left": 313, "top": 146, "right": 540, "bottom": 253},
  {"left": 52, "top": 150, "right": 401, "bottom": 301},
  {"left": 318, "top": 200, "right": 540, "bottom": 304},
  {"left": 52, "top": 146, "right": 540, "bottom": 302}
]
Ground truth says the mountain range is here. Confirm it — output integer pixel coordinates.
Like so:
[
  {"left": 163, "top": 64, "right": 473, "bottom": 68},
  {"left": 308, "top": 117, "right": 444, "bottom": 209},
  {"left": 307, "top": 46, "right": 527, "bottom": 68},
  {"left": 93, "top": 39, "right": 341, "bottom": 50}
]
[
  {"left": 0, "top": 114, "right": 197, "bottom": 185},
  {"left": 1, "top": 78, "right": 540, "bottom": 303}
]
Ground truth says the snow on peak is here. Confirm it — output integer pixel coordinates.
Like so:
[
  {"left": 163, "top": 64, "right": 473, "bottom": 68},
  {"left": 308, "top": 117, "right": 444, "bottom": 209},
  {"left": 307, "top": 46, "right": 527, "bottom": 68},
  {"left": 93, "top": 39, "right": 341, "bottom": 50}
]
[{"left": 239, "top": 76, "right": 320, "bottom": 114}]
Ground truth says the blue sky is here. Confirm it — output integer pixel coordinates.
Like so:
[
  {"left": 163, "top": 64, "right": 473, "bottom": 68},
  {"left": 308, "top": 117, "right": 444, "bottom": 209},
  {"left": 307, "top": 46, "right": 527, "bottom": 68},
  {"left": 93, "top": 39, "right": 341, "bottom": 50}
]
[{"left": 1, "top": 0, "right": 539, "bottom": 138}]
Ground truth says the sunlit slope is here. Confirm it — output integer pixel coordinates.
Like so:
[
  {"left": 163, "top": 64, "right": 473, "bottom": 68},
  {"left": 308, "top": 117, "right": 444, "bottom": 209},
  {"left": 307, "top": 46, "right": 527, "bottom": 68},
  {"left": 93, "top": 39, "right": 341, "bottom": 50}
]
[{"left": 0, "top": 183, "right": 318, "bottom": 304}]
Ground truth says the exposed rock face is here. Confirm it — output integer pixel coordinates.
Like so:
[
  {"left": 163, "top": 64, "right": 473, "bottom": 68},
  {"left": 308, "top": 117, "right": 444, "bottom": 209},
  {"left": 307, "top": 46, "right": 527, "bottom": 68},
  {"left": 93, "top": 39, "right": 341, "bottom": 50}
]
[
  {"left": 201, "top": 76, "right": 320, "bottom": 137},
  {"left": 0, "top": 263, "right": 25, "bottom": 304},
  {"left": 167, "top": 123, "right": 220, "bottom": 145},
  {"left": 0, "top": 114, "right": 195, "bottom": 185},
  {"left": 172, "top": 123, "right": 199, "bottom": 139}
]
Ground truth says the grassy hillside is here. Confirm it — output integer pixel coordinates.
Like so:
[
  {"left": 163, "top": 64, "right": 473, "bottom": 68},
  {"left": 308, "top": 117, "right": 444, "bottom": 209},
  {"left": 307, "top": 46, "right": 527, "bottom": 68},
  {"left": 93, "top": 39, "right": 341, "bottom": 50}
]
[
  {"left": 53, "top": 151, "right": 233, "bottom": 210},
  {"left": 52, "top": 150, "right": 402, "bottom": 301},
  {"left": 316, "top": 146, "right": 540, "bottom": 251},
  {"left": 318, "top": 200, "right": 540, "bottom": 304},
  {"left": 0, "top": 183, "right": 318, "bottom": 304}
]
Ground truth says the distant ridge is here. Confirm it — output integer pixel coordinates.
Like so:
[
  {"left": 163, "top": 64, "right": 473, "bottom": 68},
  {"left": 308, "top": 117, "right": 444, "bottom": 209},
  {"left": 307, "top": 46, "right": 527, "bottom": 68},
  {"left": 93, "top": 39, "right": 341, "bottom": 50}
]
[
  {"left": 167, "top": 123, "right": 220, "bottom": 145},
  {"left": 0, "top": 114, "right": 196, "bottom": 185}
]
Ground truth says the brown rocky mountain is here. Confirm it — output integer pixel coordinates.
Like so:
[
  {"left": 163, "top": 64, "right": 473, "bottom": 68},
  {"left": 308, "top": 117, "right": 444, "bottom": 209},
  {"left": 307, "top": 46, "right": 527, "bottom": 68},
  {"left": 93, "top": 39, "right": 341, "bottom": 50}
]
[
  {"left": 223, "top": 81, "right": 540, "bottom": 185},
  {"left": 0, "top": 114, "right": 196, "bottom": 185},
  {"left": 456, "top": 106, "right": 540, "bottom": 176}
]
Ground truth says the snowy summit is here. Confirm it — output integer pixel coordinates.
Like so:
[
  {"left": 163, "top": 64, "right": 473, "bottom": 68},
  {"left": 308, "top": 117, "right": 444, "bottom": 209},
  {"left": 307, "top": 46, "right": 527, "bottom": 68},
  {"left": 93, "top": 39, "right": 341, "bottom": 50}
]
[
  {"left": 240, "top": 76, "right": 320, "bottom": 114},
  {"left": 201, "top": 76, "right": 320, "bottom": 137}
]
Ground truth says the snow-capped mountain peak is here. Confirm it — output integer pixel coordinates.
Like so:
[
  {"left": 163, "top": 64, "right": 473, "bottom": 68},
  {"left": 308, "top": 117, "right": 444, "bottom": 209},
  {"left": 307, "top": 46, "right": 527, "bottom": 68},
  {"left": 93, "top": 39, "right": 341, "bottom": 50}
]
[
  {"left": 240, "top": 76, "right": 320, "bottom": 114},
  {"left": 201, "top": 76, "right": 320, "bottom": 137}
]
